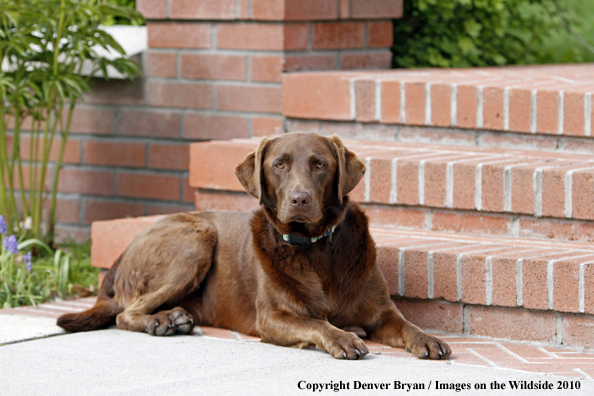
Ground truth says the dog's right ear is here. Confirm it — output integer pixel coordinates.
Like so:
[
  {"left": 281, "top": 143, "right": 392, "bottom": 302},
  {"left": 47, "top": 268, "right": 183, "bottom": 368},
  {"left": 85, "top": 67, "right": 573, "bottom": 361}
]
[
  {"left": 331, "top": 134, "right": 365, "bottom": 204},
  {"left": 235, "top": 137, "right": 269, "bottom": 205}
]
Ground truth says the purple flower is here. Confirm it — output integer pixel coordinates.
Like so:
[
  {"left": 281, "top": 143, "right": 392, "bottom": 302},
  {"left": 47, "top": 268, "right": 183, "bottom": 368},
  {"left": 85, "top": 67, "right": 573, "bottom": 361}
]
[
  {"left": 3, "top": 235, "right": 18, "bottom": 255},
  {"left": 0, "top": 215, "right": 7, "bottom": 235},
  {"left": 23, "top": 252, "right": 32, "bottom": 272}
]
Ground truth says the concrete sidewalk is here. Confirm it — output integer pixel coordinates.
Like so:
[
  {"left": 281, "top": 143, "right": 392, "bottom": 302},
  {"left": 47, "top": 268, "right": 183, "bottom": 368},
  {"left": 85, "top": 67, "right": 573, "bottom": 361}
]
[{"left": 1, "top": 314, "right": 593, "bottom": 396}]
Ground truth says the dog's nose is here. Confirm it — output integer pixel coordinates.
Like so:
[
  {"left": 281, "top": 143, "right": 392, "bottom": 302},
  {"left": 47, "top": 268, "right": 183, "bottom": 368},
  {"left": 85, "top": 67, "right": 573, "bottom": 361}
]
[{"left": 290, "top": 191, "right": 311, "bottom": 209}]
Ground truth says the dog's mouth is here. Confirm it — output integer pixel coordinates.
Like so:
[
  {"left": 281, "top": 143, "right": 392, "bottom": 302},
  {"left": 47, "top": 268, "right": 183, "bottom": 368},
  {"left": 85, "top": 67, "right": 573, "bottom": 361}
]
[{"left": 278, "top": 208, "right": 323, "bottom": 224}]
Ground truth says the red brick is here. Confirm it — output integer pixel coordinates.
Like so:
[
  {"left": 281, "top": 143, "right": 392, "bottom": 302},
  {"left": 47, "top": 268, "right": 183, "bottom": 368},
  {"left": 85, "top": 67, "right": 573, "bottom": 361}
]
[
  {"left": 170, "top": 0, "right": 236, "bottom": 20},
  {"left": 403, "top": 250, "right": 429, "bottom": 298},
  {"left": 58, "top": 169, "right": 115, "bottom": 196},
  {"left": 355, "top": 80, "right": 376, "bottom": 122},
  {"left": 6, "top": 165, "right": 50, "bottom": 191},
  {"left": 563, "top": 315, "right": 594, "bottom": 349},
  {"left": 536, "top": 90, "right": 559, "bottom": 134},
  {"left": 456, "top": 85, "right": 477, "bottom": 129},
  {"left": 312, "top": 22, "right": 365, "bottom": 50},
  {"left": 252, "top": 0, "right": 284, "bottom": 20},
  {"left": 239, "top": 0, "right": 250, "bottom": 19},
  {"left": 482, "top": 86, "right": 504, "bottom": 130},
  {"left": 118, "top": 110, "right": 180, "bottom": 138},
  {"left": 363, "top": 205, "right": 425, "bottom": 230},
  {"left": 404, "top": 82, "right": 425, "bottom": 125},
  {"left": 149, "top": 143, "right": 190, "bottom": 170},
  {"left": 469, "top": 305, "right": 556, "bottom": 342},
  {"left": 394, "top": 298, "right": 463, "bottom": 333},
  {"left": 554, "top": 259, "right": 582, "bottom": 313},
  {"left": 395, "top": 158, "right": 419, "bottom": 205},
  {"left": 521, "top": 256, "right": 552, "bottom": 310},
  {"left": 283, "top": 24, "right": 309, "bottom": 50},
  {"left": 55, "top": 199, "right": 81, "bottom": 224},
  {"left": 18, "top": 136, "right": 81, "bottom": 164},
  {"left": 452, "top": 161, "right": 480, "bottom": 210},
  {"left": 189, "top": 141, "right": 255, "bottom": 191},
  {"left": 84, "top": 141, "right": 146, "bottom": 168},
  {"left": 339, "top": 0, "right": 350, "bottom": 18},
  {"left": 91, "top": 216, "right": 161, "bottom": 269},
  {"left": 217, "top": 23, "right": 283, "bottom": 50},
  {"left": 432, "top": 251, "right": 460, "bottom": 302},
  {"left": 84, "top": 201, "right": 145, "bottom": 224},
  {"left": 136, "top": 0, "right": 167, "bottom": 19},
  {"left": 183, "top": 114, "right": 249, "bottom": 140},
  {"left": 285, "top": 0, "right": 338, "bottom": 21},
  {"left": 341, "top": 52, "right": 391, "bottom": 70},
  {"left": 147, "top": 203, "right": 194, "bottom": 216},
  {"left": 68, "top": 107, "right": 115, "bottom": 135},
  {"left": 365, "top": 158, "right": 388, "bottom": 203},
  {"left": 284, "top": 54, "right": 336, "bottom": 72},
  {"left": 380, "top": 80, "right": 401, "bottom": 124},
  {"left": 194, "top": 190, "right": 258, "bottom": 212},
  {"left": 519, "top": 218, "right": 594, "bottom": 243},
  {"left": 481, "top": 162, "right": 506, "bottom": 212},
  {"left": 117, "top": 173, "right": 180, "bottom": 201},
  {"left": 84, "top": 79, "right": 145, "bottom": 106},
  {"left": 147, "top": 81, "right": 213, "bottom": 110},
  {"left": 251, "top": 56, "right": 283, "bottom": 83},
  {"left": 376, "top": 246, "right": 399, "bottom": 295},
  {"left": 573, "top": 169, "right": 594, "bottom": 220},
  {"left": 368, "top": 21, "right": 393, "bottom": 48},
  {"left": 541, "top": 165, "right": 570, "bottom": 218},
  {"left": 432, "top": 212, "right": 510, "bottom": 236},
  {"left": 252, "top": 117, "right": 283, "bottom": 137},
  {"left": 585, "top": 263, "right": 594, "bottom": 314},
  {"left": 511, "top": 163, "right": 541, "bottom": 215},
  {"left": 423, "top": 160, "right": 447, "bottom": 207},
  {"left": 461, "top": 252, "right": 492, "bottom": 305},
  {"left": 430, "top": 84, "right": 451, "bottom": 127},
  {"left": 491, "top": 252, "right": 525, "bottom": 307},
  {"left": 283, "top": 73, "right": 351, "bottom": 120},
  {"left": 508, "top": 88, "right": 532, "bottom": 133},
  {"left": 216, "top": 85, "right": 281, "bottom": 113},
  {"left": 148, "top": 22, "right": 211, "bottom": 49},
  {"left": 181, "top": 54, "right": 246, "bottom": 81},
  {"left": 350, "top": 0, "right": 403, "bottom": 19},
  {"left": 182, "top": 177, "right": 195, "bottom": 203},
  {"left": 564, "top": 91, "right": 586, "bottom": 136},
  {"left": 145, "top": 52, "right": 177, "bottom": 78}
]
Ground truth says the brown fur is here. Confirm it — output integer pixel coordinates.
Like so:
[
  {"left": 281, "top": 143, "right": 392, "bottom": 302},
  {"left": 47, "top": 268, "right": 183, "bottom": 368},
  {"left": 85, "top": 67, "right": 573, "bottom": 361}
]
[{"left": 58, "top": 133, "right": 451, "bottom": 360}]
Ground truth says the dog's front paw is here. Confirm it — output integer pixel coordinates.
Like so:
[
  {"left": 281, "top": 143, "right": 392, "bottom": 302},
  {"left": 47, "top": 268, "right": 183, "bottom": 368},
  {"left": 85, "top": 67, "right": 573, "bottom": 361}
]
[
  {"left": 325, "top": 331, "right": 369, "bottom": 360},
  {"left": 407, "top": 333, "right": 451, "bottom": 360}
]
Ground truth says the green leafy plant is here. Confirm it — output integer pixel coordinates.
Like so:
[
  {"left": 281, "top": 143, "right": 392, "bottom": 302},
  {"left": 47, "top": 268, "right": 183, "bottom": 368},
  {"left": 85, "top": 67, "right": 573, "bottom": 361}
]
[
  {"left": 102, "top": 0, "right": 142, "bottom": 26},
  {"left": 392, "top": 0, "right": 574, "bottom": 68},
  {"left": 0, "top": 0, "right": 143, "bottom": 242},
  {"left": 0, "top": 215, "right": 97, "bottom": 308}
]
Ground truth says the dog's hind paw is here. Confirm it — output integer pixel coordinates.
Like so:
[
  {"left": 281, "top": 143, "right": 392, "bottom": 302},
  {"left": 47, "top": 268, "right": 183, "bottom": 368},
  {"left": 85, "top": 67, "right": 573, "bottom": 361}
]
[{"left": 145, "top": 308, "right": 195, "bottom": 336}]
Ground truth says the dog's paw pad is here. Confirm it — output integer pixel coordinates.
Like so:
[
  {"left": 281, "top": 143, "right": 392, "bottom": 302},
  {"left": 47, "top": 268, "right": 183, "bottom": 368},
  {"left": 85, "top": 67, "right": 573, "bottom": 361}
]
[{"left": 173, "top": 312, "right": 195, "bottom": 335}]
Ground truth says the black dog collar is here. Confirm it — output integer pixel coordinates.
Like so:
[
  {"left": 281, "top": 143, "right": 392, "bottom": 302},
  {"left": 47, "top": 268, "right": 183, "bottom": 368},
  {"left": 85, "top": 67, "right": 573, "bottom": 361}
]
[{"left": 282, "top": 226, "right": 337, "bottom": 246}]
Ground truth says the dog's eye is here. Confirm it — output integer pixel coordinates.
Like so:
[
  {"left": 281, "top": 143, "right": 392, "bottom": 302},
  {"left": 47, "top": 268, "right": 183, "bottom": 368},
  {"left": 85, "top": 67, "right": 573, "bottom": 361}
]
[
  {"left": 275, "top": 163, "right": 285, "bottom": 169},
  {"left": 316, "top": 162, "right": 325, "bottom": 169}
]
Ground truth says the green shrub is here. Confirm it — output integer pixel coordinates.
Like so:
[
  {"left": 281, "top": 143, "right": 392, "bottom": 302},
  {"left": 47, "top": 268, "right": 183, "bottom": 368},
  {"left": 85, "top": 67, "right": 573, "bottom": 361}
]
[
  {"left": 102, "top": 0, "right": 142, "bottom": 26},
  {"left": 392, "top": 0, "right": 590, "bottom": 68}
]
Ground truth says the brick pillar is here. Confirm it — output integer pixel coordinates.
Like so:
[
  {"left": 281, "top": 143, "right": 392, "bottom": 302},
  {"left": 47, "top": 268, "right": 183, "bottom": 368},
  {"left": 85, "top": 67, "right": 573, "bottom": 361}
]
[{"left": 137, "top": 0, "right": 402, "bottom": 139}]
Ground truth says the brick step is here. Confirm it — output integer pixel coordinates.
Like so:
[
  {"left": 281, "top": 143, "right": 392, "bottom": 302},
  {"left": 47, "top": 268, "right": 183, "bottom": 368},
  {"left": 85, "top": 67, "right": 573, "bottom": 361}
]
[
  {"left": 91, "top": 215, "right": 594, "bottom": 349},
  {"left": 282, "top": 65, "right": 594, "bottom": 139},
  {"left": 189, "top": 138, "right": 594, "bottom": 242}
]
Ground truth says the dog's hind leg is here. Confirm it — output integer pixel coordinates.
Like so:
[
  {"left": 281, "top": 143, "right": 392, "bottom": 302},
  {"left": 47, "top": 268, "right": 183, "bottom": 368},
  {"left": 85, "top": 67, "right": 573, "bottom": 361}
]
[{"left": 113, "top": 213, "right": 217, "bottom": 336}]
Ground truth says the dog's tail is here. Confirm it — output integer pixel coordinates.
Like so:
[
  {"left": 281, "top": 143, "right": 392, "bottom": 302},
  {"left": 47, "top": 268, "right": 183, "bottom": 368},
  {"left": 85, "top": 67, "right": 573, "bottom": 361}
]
[{"left": 57, "top": 257, "right": 123, "bottom": 332}]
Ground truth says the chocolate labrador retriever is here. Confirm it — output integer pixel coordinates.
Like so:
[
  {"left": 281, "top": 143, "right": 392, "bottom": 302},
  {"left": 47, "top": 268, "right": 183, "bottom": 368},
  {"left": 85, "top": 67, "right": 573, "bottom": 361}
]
[{"left": 58, "top": 132, "right": 451, "bottom": 360}]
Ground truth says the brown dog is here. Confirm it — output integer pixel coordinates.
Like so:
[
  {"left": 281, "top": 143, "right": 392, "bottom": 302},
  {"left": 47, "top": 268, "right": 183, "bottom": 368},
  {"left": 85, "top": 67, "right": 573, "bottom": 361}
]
[{"left": 58, "top": 133, "right": 451, "bottom": 360}]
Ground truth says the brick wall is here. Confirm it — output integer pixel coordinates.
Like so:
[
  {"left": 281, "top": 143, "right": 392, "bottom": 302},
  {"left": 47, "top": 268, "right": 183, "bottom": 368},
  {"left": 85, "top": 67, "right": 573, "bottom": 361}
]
[{"left": 5, "top": 0, "right": 400, "bottom": 242}]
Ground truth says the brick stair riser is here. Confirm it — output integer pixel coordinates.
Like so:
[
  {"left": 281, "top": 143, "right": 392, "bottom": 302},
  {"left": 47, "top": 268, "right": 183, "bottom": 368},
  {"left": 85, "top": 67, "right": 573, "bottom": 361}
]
[{"left": 282, "top": 67, "right": 594, "bottom": 138}]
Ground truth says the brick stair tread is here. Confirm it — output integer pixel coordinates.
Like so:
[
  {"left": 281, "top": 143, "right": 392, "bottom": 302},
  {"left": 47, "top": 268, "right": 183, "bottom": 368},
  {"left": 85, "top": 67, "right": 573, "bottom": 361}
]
[
  {"left": 189, "top": 138, "right": 594, "bottom": 221},
  {"left": 91, "top": 215, "right": 594, "bottom": 315},
  {"left": 2, "top": 297, "right": 593, "bottom": 380},
  {"left": 281, "top": 65, "right": 594, "bottom": 138}
]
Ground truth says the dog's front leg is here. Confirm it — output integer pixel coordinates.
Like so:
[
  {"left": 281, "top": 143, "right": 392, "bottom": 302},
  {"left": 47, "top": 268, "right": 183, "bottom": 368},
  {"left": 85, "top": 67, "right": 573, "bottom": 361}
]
[
  {"left": 257, "top": 310, "right": 369, "bottom": 360},
  {"left": 367, "top": 303, "right": 451, "bottom": 360}
]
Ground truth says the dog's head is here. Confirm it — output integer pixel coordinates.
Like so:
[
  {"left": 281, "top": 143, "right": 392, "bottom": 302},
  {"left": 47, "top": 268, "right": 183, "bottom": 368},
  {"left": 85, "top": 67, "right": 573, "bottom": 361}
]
[{"left": 235, "top": 133, "right": 365, "bottom": 225}]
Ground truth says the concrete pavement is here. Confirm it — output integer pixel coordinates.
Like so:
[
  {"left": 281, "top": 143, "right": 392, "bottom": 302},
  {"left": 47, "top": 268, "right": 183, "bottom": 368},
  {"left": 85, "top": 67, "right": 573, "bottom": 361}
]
[{"left": 1, "top": 316, "right": 593, "bottom": 396}]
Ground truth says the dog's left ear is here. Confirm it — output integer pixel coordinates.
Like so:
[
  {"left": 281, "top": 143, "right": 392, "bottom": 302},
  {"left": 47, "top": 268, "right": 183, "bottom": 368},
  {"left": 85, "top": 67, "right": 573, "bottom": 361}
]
[
  {"left": 235, "top": 137, "right": 269, "bottom": 205},
  {"left": 330, "top": 134, "right": 365, "bottom": 204}
]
